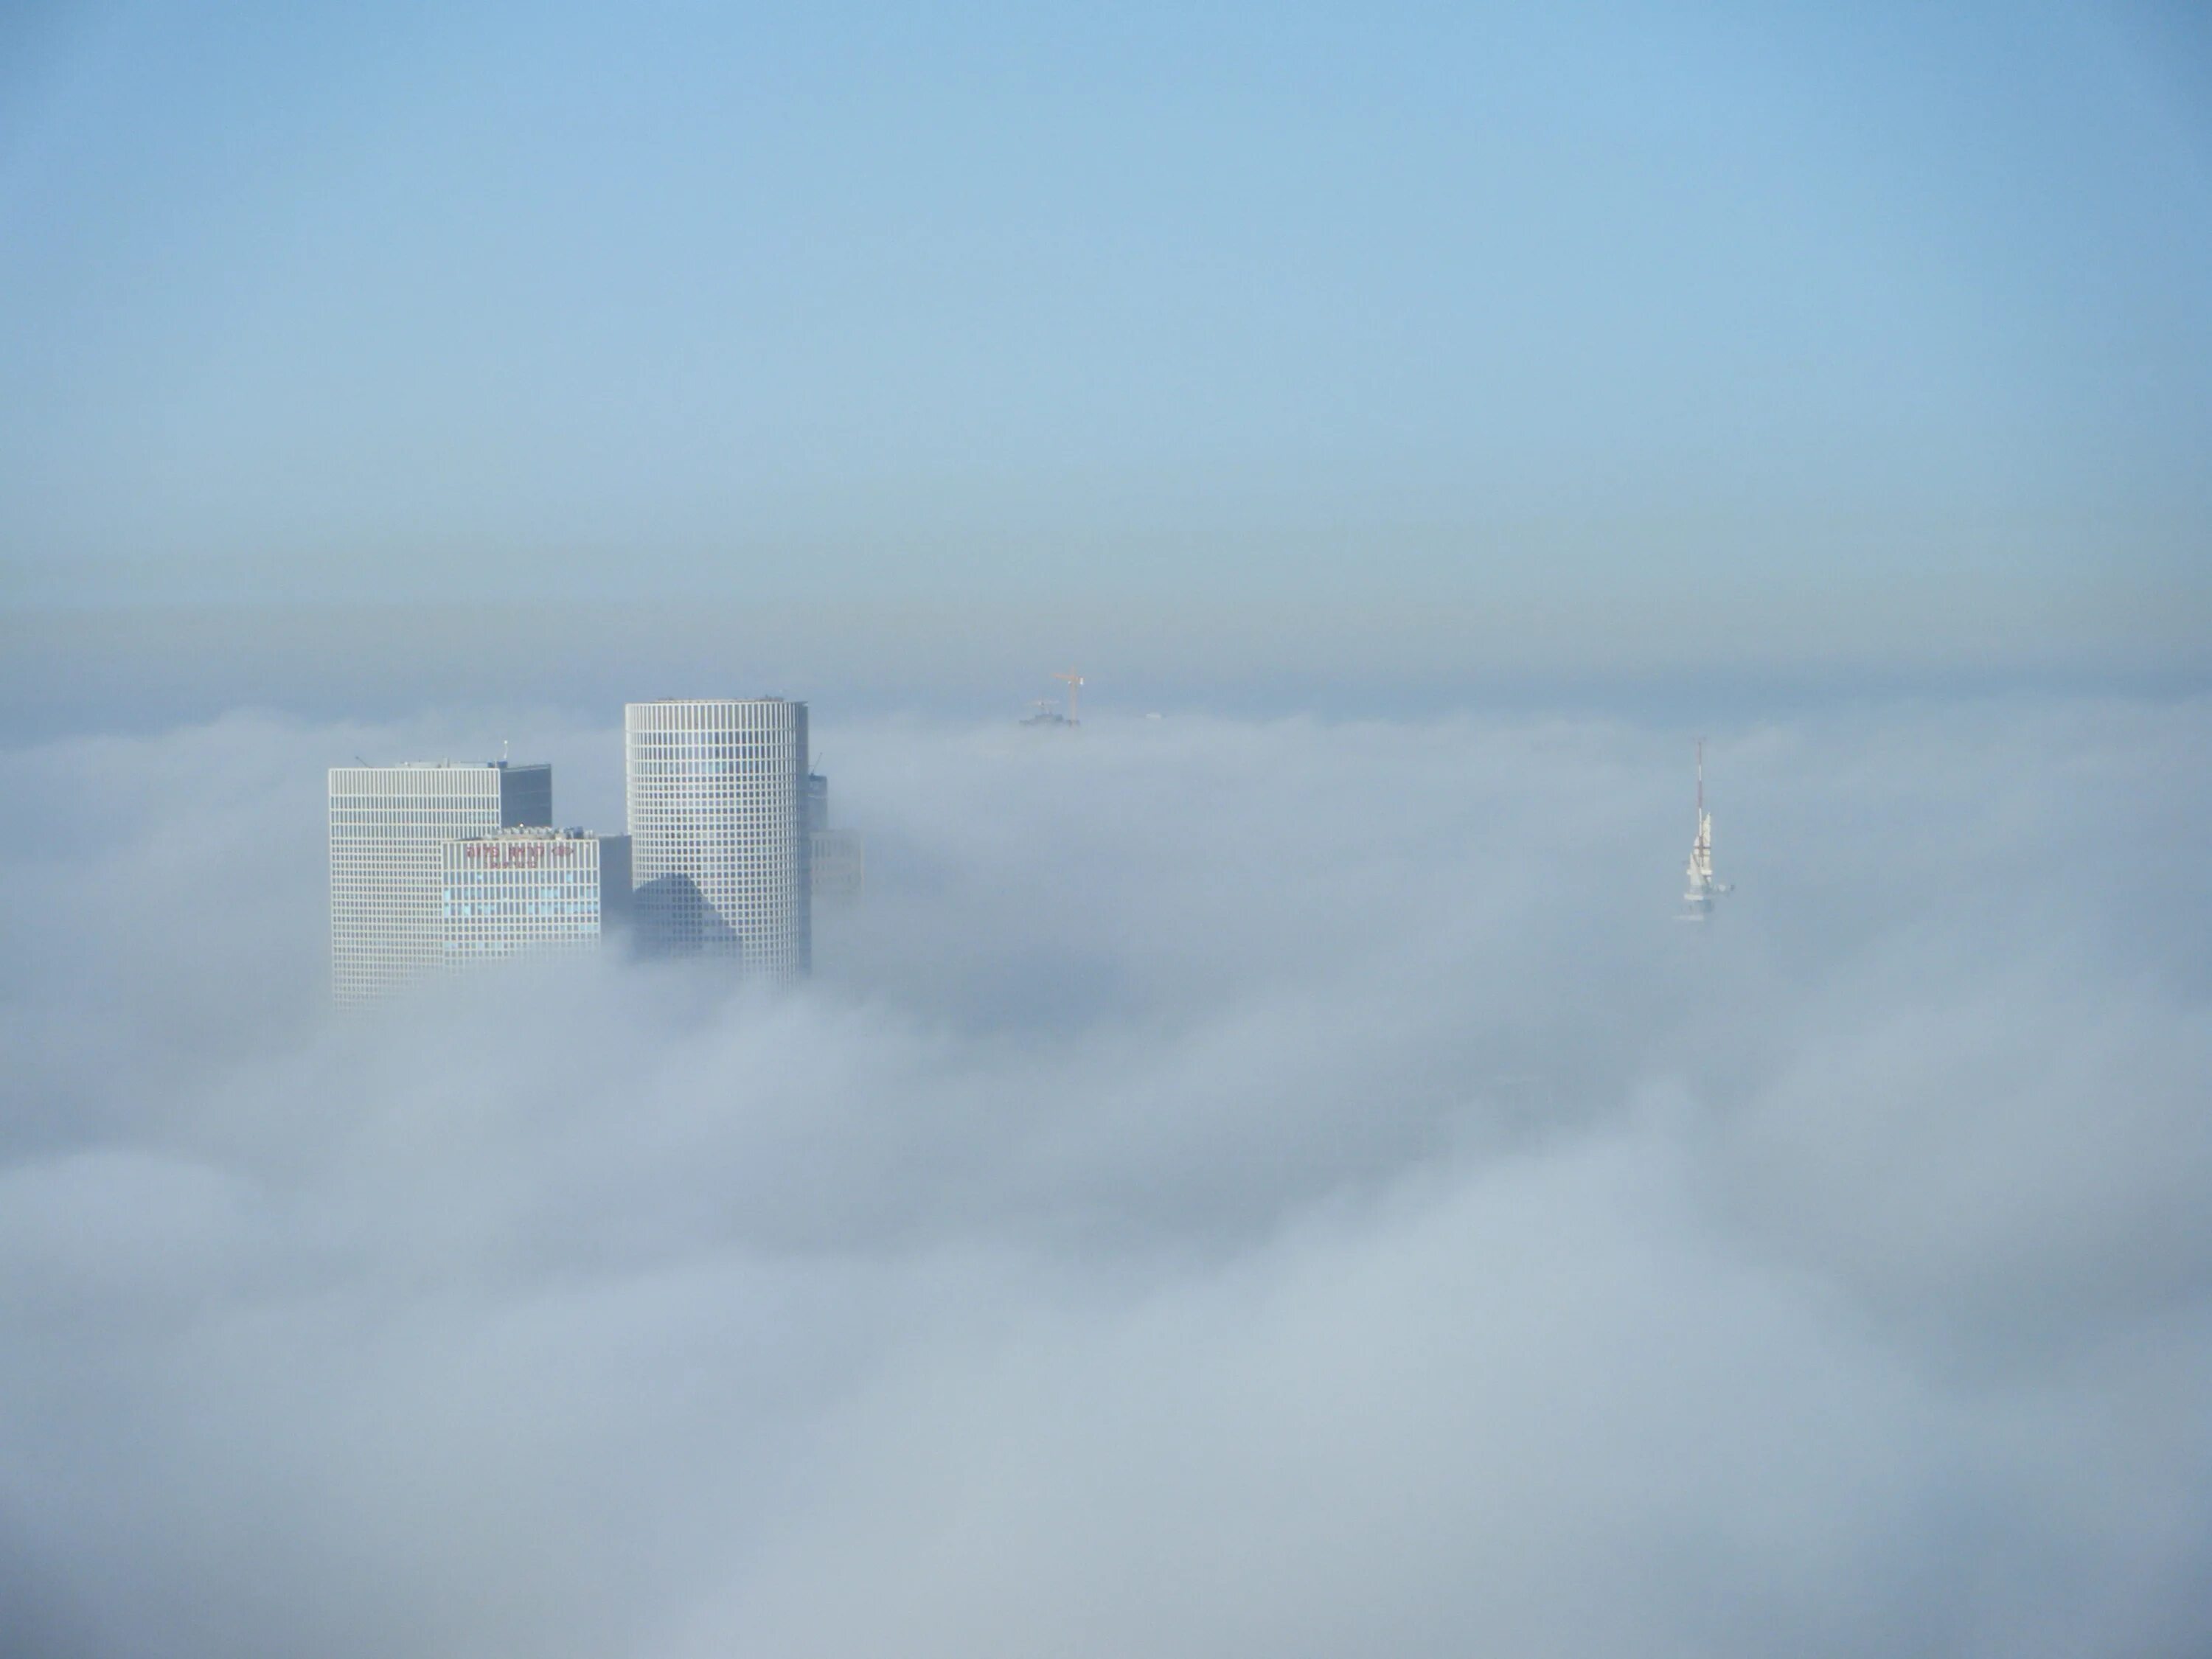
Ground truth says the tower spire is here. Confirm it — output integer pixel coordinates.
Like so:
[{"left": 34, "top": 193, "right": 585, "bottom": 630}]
[{"left": 1680, "top": 739, "right": 1728, "bottom": 921}]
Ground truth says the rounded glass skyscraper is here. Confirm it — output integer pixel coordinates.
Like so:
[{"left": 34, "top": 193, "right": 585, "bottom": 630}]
[{"left": 623, "top": 698, "right": 811, "bottom": 978}]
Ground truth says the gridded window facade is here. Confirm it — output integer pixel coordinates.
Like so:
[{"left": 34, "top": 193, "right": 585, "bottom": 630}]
[
  {"left": 328, "top": 762, "right": 552, "bottom": 1002},
  {"left": 439, "top": 830, "right": 630, "bottom": 966},
  {"left": 625, "top": 698, "right": 811, "bottom": 978}
]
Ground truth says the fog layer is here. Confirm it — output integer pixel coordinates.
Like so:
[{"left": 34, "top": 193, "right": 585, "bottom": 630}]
[{"left": 2, "top": 698, "right": 2208, "bottom": 1658}]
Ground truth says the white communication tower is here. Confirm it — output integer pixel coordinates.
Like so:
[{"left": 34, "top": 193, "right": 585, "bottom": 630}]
[{"left": 1680, "top": 739, "right": 1731, "bottom": 921}]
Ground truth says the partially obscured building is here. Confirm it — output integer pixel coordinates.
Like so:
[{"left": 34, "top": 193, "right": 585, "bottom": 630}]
[
  {"left": 328, "top": 761, "right": 552, "bottom": 1002},
  {"left": 439, "top": 827, "right": 631, "bottom": 969},
  {"left": 805, "top": 771, "right": 865, "bottom": 904},
  {"left": 625, "top": 698, "right": 811, "bottom": 978},
  {"left": 811, "top": 830, "right": 865, "bottom": 902}
]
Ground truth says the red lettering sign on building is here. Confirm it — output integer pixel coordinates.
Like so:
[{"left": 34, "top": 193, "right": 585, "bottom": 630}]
[{"left": 460, "top": 841, "right": 579, "bottom": 869}]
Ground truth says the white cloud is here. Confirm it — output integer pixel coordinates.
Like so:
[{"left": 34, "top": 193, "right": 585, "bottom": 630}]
[{"left": 1, "top": 696, "right": 2207, "bottom": 1657}]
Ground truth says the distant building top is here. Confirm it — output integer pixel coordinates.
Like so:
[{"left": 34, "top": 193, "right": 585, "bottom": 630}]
[
  {"left": 457, "top": 825, "right": 609, "bottom": 841},
  {"left": 331, "top": 759, "right": 546, "bottom": 771}
]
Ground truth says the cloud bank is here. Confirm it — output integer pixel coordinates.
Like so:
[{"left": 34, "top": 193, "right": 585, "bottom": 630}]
[{"left": 1, "top": 696, "right": 2208, "bottom": 1658}]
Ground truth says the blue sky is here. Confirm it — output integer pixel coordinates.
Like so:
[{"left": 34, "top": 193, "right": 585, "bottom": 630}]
[{"left": 1, "top": 1, "right": 2207, "bottom": 674}]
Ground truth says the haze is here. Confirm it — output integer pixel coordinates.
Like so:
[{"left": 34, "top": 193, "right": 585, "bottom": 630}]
[
  {"left": 4, "top": 1, "right": 2210, "bottom": 697},
  {"left": 2, "top": 4, "right": 2209, "bottom": 1657},
  {"left": 6, "top": 701, "right": 2211, "bottom": 1656}
]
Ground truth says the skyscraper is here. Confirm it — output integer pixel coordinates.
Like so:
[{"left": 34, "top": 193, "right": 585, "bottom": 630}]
[
  {"left": 440, "top": 827, "right": 632, "bottom": 968},
  {"left": 624, "top": 698, "right": 811, "bottom": 978},
  {"left": 327, "top": 760, "right": 552, "bottom": 1001},
  {"left": 806, "top": 770, "right": 865, "bottom": 905}
]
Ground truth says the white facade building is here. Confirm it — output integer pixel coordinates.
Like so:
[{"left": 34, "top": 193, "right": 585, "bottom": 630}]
[
  {"left": 625, "top": 698, "right": 811, "bottom": 978},
  {"left": 327, "top": 761, "right": 552, "bottom": 1001},
  {"left": 440, "top": 827, "right": 632, "bottom": 969}
]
